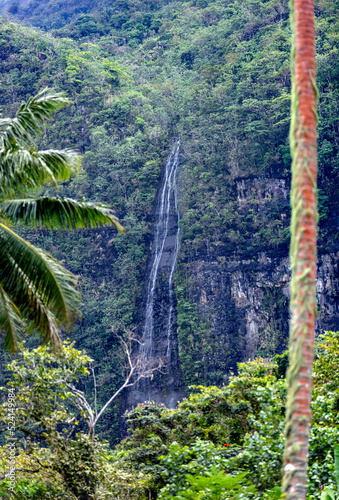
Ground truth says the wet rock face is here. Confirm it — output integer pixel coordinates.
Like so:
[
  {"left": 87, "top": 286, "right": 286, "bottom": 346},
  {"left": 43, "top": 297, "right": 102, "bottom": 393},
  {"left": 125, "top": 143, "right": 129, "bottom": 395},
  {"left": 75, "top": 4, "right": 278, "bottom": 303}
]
[
  {"left": 186, "top": 252, "right": 339, "bottom": 367},
  {"left": 175, "top": 173, "right": 339, "bottom": 387},
  {"left": 127, "top": 246, "right": 186, "bottom": 410}
]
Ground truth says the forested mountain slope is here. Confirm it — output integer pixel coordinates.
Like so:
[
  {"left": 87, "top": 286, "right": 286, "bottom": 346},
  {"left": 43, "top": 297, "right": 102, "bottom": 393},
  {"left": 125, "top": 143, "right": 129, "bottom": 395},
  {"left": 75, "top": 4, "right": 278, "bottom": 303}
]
[
  {"left": 0, "top": 0, "right": 168, "bottom": 30},
  {"left": 0, "top": 0, "right": 338, "bottom": 441}
]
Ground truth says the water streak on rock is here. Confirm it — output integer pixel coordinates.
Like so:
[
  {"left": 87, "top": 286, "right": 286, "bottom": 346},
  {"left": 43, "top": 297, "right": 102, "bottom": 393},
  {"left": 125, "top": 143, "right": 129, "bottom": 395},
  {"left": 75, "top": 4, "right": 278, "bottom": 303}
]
[{"left": 141, "top": 139, "right": 180, "bottom": 359}]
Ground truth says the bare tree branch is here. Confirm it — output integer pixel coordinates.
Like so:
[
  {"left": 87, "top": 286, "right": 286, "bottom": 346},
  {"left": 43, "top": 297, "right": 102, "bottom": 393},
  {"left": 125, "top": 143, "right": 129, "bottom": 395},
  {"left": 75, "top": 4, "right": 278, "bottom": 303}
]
[
  {"left": 65, "top": 328, "right": 165, "bottom": 438},
  {"left": 92, "top": 366, "right": 98, "bottom": 419}
]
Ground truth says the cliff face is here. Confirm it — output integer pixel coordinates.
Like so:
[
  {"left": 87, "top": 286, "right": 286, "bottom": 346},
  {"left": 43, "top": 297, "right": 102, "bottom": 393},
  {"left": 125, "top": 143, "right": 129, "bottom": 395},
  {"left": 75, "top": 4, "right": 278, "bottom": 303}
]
[
  {"left": 175, "top": 173, "right": 339, "bottom": 389},
  {"left": 184, "top": 250, "right": 339, "bottom": 364},
  {"left": 127, "top": 156, "right": 339, "bottom": 403}
]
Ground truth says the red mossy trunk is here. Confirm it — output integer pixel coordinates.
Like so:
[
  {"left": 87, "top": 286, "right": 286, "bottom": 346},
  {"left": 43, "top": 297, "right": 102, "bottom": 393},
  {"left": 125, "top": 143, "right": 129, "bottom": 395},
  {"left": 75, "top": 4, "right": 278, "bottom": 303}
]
[{"left": 282, "top": 0, "right": 318, "bottom": 498}]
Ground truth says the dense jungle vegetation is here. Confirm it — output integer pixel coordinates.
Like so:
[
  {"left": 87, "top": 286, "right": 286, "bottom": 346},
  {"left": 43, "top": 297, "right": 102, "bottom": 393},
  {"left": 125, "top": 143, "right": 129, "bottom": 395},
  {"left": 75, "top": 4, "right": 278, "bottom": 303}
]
[
  {"left": 0, "top": 0, "right": 338, "bottom": 494},
  {"left": 0, "top": 332, "right": 339, "bottom": 499},
  {"left": 0, "top": 0, "right": 338, "bottom": 434}
]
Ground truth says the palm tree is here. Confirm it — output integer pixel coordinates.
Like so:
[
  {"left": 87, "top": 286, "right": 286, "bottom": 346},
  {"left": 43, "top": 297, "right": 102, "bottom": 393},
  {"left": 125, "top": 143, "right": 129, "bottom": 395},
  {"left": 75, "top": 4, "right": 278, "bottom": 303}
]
[
  {"left": 282, "top": 0, "right": 318, "bottom": 497},
  {"left": 0, "top": 89, "right": 125, "bottom": 353}
]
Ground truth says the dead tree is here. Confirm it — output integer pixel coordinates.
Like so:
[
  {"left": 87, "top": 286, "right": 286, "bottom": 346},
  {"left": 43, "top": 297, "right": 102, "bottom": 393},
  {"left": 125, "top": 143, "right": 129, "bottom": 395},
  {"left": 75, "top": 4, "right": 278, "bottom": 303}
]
[{"left": 66, "top": 329, "right": 165, "bottom": 438}]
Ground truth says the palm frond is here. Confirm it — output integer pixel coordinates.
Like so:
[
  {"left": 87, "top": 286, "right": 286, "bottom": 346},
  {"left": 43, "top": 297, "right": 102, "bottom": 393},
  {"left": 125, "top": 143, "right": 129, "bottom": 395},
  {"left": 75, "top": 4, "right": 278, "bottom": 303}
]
[
  {"left": 0, "top": 284, "right": 21, "bottom": 353},
  {"left": 0, "top": 148, "right": 79, "bottom": 200},
  {"left": 1, "top": 197, "right": 126, "bottom": 232},
  {"left": 0, "top": 88, "right": 70, "bottom": 149},
  {"left": 0, "top": 223, "right": 81, "bottom": 336}
]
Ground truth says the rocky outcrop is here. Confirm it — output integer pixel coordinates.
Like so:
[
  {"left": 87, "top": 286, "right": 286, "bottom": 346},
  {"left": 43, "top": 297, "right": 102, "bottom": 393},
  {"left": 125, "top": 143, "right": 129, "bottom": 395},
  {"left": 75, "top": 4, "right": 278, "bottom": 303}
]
[
  {"left": 177, "top": 173, "right": 339, "bottom": 385},
  {"left": 186, "top": 251, "right": 339, "bottom": 365},
  {"left": 129, "top": 163, "right": 339, "bottom": 405}
]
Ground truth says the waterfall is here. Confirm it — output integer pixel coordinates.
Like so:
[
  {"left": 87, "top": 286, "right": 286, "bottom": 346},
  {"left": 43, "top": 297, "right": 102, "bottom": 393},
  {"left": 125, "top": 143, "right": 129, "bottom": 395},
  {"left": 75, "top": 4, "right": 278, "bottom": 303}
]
[
  {"left": 141, "top": 139, "right": 180, "bottom": 360},
  {"left": 127, "top": 139, "right": 185, "bottom": 409},
  {"left": 166, "top": 152, "right": 180, "bottom": 359}
]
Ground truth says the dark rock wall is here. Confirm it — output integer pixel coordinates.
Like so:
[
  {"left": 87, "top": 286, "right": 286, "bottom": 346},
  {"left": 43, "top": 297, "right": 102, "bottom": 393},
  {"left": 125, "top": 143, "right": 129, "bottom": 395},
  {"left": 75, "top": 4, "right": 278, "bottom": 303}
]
[
  {"left": 184, "top": 250, "right": 339, "bottom": 361},
  {"left": 127, "top": 153, "right": 339, "bottom": 407},
  {"left": 176, "top": 171, "right": 339, "bottom": 389}
]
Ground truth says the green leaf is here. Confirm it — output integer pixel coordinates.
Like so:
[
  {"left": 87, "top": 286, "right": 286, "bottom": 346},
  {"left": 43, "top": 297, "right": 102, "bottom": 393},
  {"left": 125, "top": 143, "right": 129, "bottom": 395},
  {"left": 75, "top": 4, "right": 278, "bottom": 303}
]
[
  {"left": 0, "top": 223, "right": 81, "bottom": 348},
  {"left": 0, "top": 283, "right": 21, "bottom": 353},
  {"left": 0, "top": 147, "right": 78, "bottom": 200},
  {"left": 1, "top": 197, "right": 126, "bottom": 232},
  {"left": 321, "top": 488, "right": 336, "bottom": 500},
  {"left": 0, "top": 88, "right": 70, "bottom": 149}
]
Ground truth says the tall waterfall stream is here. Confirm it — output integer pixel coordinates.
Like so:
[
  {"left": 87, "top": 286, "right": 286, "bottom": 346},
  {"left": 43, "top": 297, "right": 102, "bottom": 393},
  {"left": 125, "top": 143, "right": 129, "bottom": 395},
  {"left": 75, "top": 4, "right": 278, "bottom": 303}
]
[
  {"left": 141, "top": 139, "right": 180, "bottom": 360},
  {"left": 127, "top": 140, "right": 185, "bottom": 409}
]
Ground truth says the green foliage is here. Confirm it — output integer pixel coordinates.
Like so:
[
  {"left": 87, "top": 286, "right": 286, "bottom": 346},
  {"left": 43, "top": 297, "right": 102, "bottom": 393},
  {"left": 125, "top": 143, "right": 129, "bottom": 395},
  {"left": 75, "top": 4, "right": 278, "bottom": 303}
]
[
  {"left": 0, "top": 336, "right": 337, "bottom": 499},
  {"left": 313, "top": 331, "right": 339, "bottom": 398},
  {"left": 0, "top": 341, "right": 91, "bottom": 433},
  {"left": 0, "top": 478, "right": 71, "bottom": 499},
  {"left": 158, "top": 442, "right": 258, "bottom": 500},
  {"left": 118, "top": 357, "right": 284, "bottom": 498},
  {"left": 318, "top": 445, "right": 339, "bottom": 500},
  {"left": 176, "top": 272, "right": 212, "bottom": 387},
  {"left": 223, "top": 382, "right": 286, "bottom": 492},
  {"left": 0, "top": 339, "right": 155, "bottom": 498},
  {"left": 114, "top": 337, "right": 339, "bottom": 499},
  {"left": 273, "top": 350, "right": 289, "bottom": 379},
  {"left": 178, "top": 468, "right": 254, "bottom": 500},
  {"left": 161, "top": 462, "right": 256, "bottom": 500},
  {"left": 321, "top": 488, "right": 337, "bottom": 500},
  {"left": 0, "top": 0, "right": 338, "bottom": 444},
  {"left": 306, "top": 332, "right": 339, "bottom": 499},
  {"left": 0, "top": 342, "right": 103, "bottom": 498},
  {"left": 158, "top": 440, "right": 232, "bottom": 498},
  {"left": 0, "top": 88, "right": 123, "bottom": 352}
]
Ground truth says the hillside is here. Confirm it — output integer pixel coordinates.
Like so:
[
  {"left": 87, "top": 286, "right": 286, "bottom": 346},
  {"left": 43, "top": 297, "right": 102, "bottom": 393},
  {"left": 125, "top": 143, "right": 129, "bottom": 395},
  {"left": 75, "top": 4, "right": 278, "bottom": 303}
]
[{"left": 0, "top": 0, "right": 338, "bottom": 442}]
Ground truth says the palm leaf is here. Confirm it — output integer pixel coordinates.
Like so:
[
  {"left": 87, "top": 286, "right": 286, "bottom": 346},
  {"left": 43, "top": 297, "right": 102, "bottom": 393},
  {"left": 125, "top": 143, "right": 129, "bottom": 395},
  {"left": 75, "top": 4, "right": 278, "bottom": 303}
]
[
  {"left": 0, "top": 284, "right": 21, "bottom": 353},
  {"left": 0, "top": 88, "right": 70, "bottom": 149},
  {"left": 0, "top": 89, "right": 125, "bottom": 352},
  {"left": 320, "top": 488, "right": 336, "bottom": 500},
  {"left": 0, "top": 197, "right": 126, "bottom": 232},
  {"left": 0, "top": 223, "right": 81, "bottom": 338},
  {"left": 0, "top": 148, "right": 79, "bottom": 200}
]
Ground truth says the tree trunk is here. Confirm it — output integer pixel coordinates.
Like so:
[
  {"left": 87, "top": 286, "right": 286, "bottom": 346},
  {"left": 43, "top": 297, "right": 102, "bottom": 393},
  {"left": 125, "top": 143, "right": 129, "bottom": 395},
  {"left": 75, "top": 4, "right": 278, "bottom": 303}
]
[{"left": 282, "top": 0, "right": 318, "bottom": 498}]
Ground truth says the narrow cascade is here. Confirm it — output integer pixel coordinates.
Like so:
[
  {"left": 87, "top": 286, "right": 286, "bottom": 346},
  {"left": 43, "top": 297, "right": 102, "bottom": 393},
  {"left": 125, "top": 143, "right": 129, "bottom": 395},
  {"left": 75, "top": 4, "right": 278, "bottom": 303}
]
[
  {"left": 141, "top": 139, "right": 180, "bottom": 360},
  {"left": 126, "top": 139, "right": 185, "bottom": 410}
]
